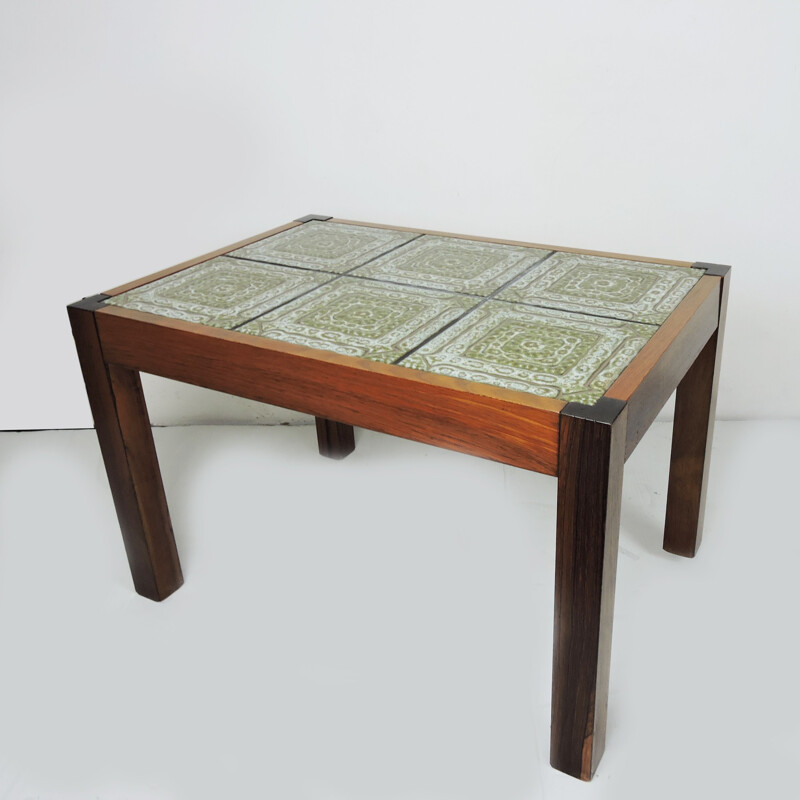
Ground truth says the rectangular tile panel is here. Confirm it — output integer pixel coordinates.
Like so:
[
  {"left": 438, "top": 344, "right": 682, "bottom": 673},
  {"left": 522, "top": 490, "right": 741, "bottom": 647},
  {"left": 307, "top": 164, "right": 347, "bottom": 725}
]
[
  {"left": 498, "top": 252, "right": 701, "bottom": 324},
  {"left": 351, "top": 234, "right": 552, "bottom": 295},
  {"left": 228, "top": 220, "right": 419, "bottom": 273},
  {"left": 104, "top": 221, "right": 703, "bottom": 407},
  {"left": 399, "top": 300, "right": 657, "bottom": 404},
  {"left": 238, "top": 276, "right": 479, "bottom": 363},
  {"left": 106, "top": 257, "right": 331, "bottom": 329}
]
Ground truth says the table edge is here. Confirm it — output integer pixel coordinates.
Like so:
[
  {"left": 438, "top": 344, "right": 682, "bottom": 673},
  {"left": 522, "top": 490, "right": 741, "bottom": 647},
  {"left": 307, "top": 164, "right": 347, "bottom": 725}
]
[
  {"left": 104, "top": 215, "right": 697, "bottom": 301},
  {"left": 94, "top": 305, "right": 564, "bottom": 475},
  {"left": 605, "top": 274, "right": 722, "bottom": 457},
  {"left": 329, "top": 217, "right": 695, "bottom": 268},
  {"left": 102, "top": 220, "right": 304, "bottom": 296},
  {"left": 90, "top": 217, "right": 723, "bottom": 470}
]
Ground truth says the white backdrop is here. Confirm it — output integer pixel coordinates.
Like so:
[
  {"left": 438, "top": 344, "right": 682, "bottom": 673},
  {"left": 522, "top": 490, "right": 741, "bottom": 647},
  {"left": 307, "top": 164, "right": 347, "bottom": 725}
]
[{"left": 2, "top": 0, "right": 799, "bottom": 430}]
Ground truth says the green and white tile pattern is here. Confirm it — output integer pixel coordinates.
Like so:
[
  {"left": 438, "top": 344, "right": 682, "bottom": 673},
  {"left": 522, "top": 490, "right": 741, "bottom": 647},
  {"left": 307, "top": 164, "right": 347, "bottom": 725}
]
[
  {"left": 105, "top": 257, "right": 330, "bottom": 329},
  {"left": 107, "top": 221, "right": 703, "bottom": 404},
  {"left": 351, "top": 235, "right": 552, "bottom": 296},
  {"left": 229, "top": 221, "right": 418, "bottom": 273},
  {"left": 499, "top": 251, "right": 700, "bottom": 325},
  {"left": 399, "top": 301, "right": 657, "bottom": 404},
  {"left": 239, "top": 277, "right": 479, "bottom": 363}
]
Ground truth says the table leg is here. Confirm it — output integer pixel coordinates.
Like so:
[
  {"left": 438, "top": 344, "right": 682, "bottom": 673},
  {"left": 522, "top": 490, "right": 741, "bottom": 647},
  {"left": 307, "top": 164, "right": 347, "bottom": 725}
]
[
  {"left": 68, "top": 297, "right": 183, "bottom": 601},
  {"left": 664, "top": 265, "right": 730, "bottom": 557},
  {"left": 315, "top": 417, "right": 355, "bottom": 459},
  {"left": 551, "top": 398, "right": 626, "bottom": 780}
]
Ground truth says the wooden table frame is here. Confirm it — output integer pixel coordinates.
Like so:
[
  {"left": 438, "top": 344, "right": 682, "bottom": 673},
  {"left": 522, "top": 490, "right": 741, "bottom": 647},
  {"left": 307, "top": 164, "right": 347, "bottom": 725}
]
[{"left": 68, "top": 215, "right": 730, "bottom": 781}]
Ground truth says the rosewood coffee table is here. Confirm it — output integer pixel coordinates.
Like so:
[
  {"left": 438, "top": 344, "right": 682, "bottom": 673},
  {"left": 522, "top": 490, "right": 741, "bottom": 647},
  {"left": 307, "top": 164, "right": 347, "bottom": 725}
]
[{"left": 68, "top": 215, "right": 729, "bottom": 780}]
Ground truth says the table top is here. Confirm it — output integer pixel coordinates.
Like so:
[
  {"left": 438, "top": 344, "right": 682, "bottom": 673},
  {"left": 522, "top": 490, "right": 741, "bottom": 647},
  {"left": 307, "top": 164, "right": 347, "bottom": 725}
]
[{"left": 105, "top": 219, "right": 703, "bottom": 405}]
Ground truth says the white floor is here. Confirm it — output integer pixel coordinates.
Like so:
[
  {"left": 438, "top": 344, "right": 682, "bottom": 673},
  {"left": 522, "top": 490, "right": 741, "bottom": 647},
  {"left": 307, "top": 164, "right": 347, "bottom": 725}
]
[{"left": 0, "top": 420, "right": 797, "bottom": 799}]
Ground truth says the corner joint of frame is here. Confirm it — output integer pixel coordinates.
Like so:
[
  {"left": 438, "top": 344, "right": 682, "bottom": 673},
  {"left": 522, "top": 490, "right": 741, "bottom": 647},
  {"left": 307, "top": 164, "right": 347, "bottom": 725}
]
[
  {"left": 561, "top": 396, "right": 627, "bottom": 426},
  {"left": 67, "top": 294, "right": 111, "bottom": 313},
  {"left": 294, "top": 214, "right": 333, "bottom": 223},
  {"left": 691, "top": 262, "right": 731, "bottom": 277}
]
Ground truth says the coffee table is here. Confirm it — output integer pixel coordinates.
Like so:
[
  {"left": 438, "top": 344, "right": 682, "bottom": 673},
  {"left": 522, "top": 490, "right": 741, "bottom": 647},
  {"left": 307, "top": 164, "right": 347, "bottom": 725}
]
[{"left": 68, "top": 214, "right": 729, "bottom": 780}]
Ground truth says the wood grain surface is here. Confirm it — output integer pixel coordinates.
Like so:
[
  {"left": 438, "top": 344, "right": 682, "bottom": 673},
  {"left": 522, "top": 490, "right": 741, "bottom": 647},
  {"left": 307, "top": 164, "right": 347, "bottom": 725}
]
[
  {"left": 104, "top": 221, "right": 302, "bottom": 296},
  {"left": 551, "top": 400, "right": 627, "bottom": 780},
  {"left": 315, "top": 418, "right": 356, "bottom": 459},
  {"left": 606, "top": 276, "right": 721, "bottom": 458},
  {"left": 663, "top": 266, "right": 730, "bottom": 556},
  {"left": 68, "top": 299, "right": 183, "bottom": 600},
  {"left": 95, "top": 306, "right": 563, "bottom": 475}
]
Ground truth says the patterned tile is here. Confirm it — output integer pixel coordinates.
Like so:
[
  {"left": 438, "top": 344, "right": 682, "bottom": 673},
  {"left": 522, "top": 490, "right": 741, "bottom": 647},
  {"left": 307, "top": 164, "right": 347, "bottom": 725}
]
[
  {"left": 106, "top": 257, "right": 330, "bottom": 329},
  {"left": 238, "top": 277, "right": 479, "bottom": 363},
  {"left": 350, "top": 235, "right": 552, "bottom": 296},
  {"left": 228, "top": 221, "right": 419, "bottom": 273},
  {"left": 399, "top": 301, "right": 656, "bottom": 404},
  {"left": 498, "top": 252, "right": 701, "bottom": 324}
]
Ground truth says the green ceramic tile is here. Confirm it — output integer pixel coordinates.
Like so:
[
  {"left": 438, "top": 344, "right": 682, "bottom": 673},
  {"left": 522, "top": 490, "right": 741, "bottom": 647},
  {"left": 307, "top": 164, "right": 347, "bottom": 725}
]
[
  {"left": 106, "top": 257, "right": 330, "bottom": 329},
  {"left": 498, "top": 252, "right": 701, "bottom": 324},
  {"left": 350, "top": 235, "right": 552, "bottom": 296},
  {"left": 229, "top": 221, "right": 419, "bottom": 273},
  {"left": 399, "top": 300, "right": 656, "bottom": 404},
  {"left": 238, "top": 277, "right": 479, "bottom": 363}
]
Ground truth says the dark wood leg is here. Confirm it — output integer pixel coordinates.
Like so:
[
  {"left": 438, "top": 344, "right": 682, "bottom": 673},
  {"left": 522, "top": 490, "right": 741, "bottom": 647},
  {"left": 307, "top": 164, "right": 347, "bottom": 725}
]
[
  {"left": 68, "top": 297, "right": 183, "bottom": 601},
  {"left": 664, "top": 265, "right": 730, "bottom": 557},
  {"left": 315, "top": 417, "right": 355, "bottom": 459},
  {"left": 551, "top": 398, "right": 627, "bottom": 780}
]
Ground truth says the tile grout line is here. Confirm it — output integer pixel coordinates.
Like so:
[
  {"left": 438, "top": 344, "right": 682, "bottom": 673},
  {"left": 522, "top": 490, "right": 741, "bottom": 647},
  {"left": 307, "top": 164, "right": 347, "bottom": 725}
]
[
  {"left": 123, "top": 221, "right": 667, "bottom": 348},
  {"left": 228, "top": 273, "right": 341, "bottom": 331},
  {"left": 390, "top": 251, "right": 559, "bottom": 365},
  {"left": 225, "top": 232, "right": 425, "bottom": 276},
  {"left": 338, "top": 233, "right": 426, "bottom": 275},
  {"left": 228, "top": 256, "right": 494, "bottom": 297},
  {"left": 491, "top": 298, "right": 662, "bottom": 328},
  {"left": 227, "top": 234, "right": 426, "bottom": 331},
  {"left": 227, "top": 254, "right": 490, "bottom": 298},
  {"left": 339, "top": 272, "right": 484, "bottom": 297},
  {"left": 225, "top": 254, "right": 663, "bottom": 328},
  {"left": 224, "top": 254, "right": 347, "bottom": 274}
]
